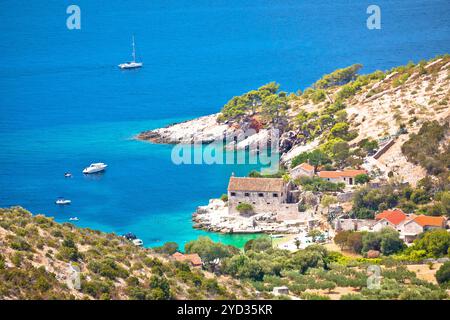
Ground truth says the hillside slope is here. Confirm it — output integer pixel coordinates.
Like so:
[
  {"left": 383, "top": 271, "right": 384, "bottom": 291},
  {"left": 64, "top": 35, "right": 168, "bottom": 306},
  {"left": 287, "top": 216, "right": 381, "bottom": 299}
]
[
  {"left": 0, "top": 207, "right": 255, "bottom": 300},
  {"left": 139, "top": 55, "right": 450, "bottom": 186}
]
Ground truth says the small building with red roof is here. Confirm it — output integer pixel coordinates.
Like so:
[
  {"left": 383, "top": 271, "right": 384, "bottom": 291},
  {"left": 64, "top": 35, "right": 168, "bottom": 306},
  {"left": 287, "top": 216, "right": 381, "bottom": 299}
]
[
  {"left": 373, "top": 209, "right": 408, "bottom": 232},
  {"left": 399, "top": 215, "right": 447, "bottom": 243},
  {"left": 291, "top": 162, "right": 315, "bottom": 179},
  {"left": 172, "top": 252, "right": 203, "bottom": 267}
]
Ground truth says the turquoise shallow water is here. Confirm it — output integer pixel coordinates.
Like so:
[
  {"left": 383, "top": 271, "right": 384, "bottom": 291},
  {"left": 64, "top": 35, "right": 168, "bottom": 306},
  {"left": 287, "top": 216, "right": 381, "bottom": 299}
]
[{"left": 0, "top": 0, "right": 449, "bottom": 248}]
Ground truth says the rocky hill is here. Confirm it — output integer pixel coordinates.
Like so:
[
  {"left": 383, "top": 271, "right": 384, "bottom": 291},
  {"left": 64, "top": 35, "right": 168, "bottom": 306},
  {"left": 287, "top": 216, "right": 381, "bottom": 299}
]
[
  {"left": 2, "top": 207, "right": 449, "bottom": 300},
  {"left": 0, "top": 207, "right": 255, "bottom": 300},
  {"left": 138, "top": 55, "right": 450, "bottom": 186}
]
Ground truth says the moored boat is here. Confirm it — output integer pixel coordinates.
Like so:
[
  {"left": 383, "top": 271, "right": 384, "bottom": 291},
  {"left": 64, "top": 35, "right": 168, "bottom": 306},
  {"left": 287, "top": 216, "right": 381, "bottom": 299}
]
[
  {"left": 55, "top": 198, "right": 71, "bottom": 205},
  {"left": 83, "top": 163, "right": 107, "bottom": 174},
  {"left": 118, "top": 35, "right": 143, "bottom": 69}
]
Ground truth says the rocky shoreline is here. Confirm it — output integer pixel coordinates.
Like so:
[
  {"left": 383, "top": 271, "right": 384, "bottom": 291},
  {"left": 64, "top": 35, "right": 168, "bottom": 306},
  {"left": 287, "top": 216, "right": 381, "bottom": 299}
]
[
  {"left": 137, "top": 113, "right": 234, "bottom": 144},
  {"left": 192, "top": 199, "right": 318, "bottom": 235}
]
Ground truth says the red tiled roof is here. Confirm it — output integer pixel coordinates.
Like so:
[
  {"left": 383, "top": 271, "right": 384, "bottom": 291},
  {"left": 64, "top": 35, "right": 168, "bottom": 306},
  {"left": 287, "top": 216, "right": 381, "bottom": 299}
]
[
  {"left": 339, "top": 170, "right": 367, "bottom": 177},
  {"left": 375, "top": 209, "right": 407, "bottom": 225},
  {"left": 298, "top": 163, "right": 314, "bottom": 172},
  {"left": 172, "top": 252, "right": 203, "bottom": 266},
  {"left": 318, "top": 171, "right": 342, "bottom": 178},
  {"left": 228, "top": 177, "right": 284, "bottom": 192},
  {"left": 318, "top": 169, "right": 367, "bottom": 178},
  {"left": 413, "top": 215, "right": 446, "bottom": 228}
]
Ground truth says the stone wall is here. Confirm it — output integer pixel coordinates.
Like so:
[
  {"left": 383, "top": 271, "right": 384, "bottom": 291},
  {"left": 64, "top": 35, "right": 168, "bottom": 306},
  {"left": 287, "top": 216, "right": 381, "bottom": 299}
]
[{"left": 228, "top": 190, "right": 287, "bottom": 215}]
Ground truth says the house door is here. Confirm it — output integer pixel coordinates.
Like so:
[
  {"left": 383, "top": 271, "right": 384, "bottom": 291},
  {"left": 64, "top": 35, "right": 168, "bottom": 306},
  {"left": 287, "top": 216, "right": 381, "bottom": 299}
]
[{"left": 349, "top": 178, "right": 353, "bottom": 185}]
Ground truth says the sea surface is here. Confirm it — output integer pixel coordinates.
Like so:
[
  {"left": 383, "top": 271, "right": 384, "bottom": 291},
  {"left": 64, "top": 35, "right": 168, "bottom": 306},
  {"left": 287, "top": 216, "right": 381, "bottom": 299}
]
[{"left": 0, "top": 0, "right": 449, "bottom": 248}]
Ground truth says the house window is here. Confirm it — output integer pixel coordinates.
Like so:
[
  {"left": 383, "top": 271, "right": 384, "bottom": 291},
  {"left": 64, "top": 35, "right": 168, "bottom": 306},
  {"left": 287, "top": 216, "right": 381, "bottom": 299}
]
[
  {"left": 258, "top": 193, "right": 264, "bottom": 197},
  {"left": 230, "top": 192, "right": 236, "bottom": 196},
  {"left": 244, "top": 193, "right": 250, "bottom": 197},
  {"left": 273, "top": 193, "right": 278, "bottom": 197}
]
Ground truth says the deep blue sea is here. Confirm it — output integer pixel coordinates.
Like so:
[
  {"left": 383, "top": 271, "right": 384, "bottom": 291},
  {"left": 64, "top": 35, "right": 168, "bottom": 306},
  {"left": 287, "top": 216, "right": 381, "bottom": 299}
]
[{"left": 0, "top": 0, "right": 449, "bottom": 248}]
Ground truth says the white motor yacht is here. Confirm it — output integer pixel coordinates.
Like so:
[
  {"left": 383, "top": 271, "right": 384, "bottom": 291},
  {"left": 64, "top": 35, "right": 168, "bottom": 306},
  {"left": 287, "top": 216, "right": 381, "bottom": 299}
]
[
  {"left": 83, "top": 163, "right": 107, "bottom": 174},
  {"left": 56, "top": 198, "right": 71, "bottom": 205}
]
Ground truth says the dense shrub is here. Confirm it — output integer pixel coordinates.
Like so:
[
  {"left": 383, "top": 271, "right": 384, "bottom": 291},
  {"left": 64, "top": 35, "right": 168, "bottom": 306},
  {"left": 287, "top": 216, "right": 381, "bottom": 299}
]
[
  {"left": 236, "top": 203, "right": 254, "bottom": 214},
  {"left": 436, "top": 262, "right": 450, "bottom": 287},
  {"left": 185, "top": 237, "right": 239, "bottom": 262}
]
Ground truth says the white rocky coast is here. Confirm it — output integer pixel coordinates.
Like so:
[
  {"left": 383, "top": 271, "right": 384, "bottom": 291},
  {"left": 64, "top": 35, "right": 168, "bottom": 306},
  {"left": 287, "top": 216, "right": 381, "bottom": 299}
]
[
  {"left": 137, "top": 113, "right": 233, "bottom": 144},
  {"left": 137, "top": 113, "right": 290, "bottom": 152},
  {"left": 192, "top": 199, "right": 318, "bottom": 235}
]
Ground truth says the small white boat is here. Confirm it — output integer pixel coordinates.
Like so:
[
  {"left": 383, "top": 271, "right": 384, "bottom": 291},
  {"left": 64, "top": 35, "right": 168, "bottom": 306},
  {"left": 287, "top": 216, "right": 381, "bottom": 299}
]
[
  {"left": 69, "top": 217, "right": 79, "bottom": 221},
  {"left": 118, "top": 36, "right": 143, "bottom": 70},
  {"left": 56, "top": 198, "right": 71, "bottom": 205},
  {"left": 132, "top": 239, "right": 144, "bottom": 246},
  {"left": 83, "top": 162, "right": 107, "bottom": 174},
  {"left": 64, "top": 172, "right": 73, "bottom": 178}
]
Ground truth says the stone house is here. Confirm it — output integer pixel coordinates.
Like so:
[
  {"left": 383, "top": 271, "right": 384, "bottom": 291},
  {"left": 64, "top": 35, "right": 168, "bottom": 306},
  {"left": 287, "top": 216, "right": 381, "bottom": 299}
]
[
  {"left": 318, "top": 169, "right": 367, "bottom": 186},
  {"left": 398, "top": 215, "right": 447, "bottom": 243},
  {"left": 227, "top": 176, "right": 295, "bottom": 215},
  {"left": 373, "top": 209, "right": 407, "bottom": 232},
  {"left": 291, "top": 162, "right": 315, "bottom": 179},
  {"left": 335, "top": 218, "right": 376, "bottom": 232},
  {"left": 374, "top": 209, "right": 447, "bottom": 243},
  {"left": 272, "top": 286, "right": 289, "bottom": 296}
]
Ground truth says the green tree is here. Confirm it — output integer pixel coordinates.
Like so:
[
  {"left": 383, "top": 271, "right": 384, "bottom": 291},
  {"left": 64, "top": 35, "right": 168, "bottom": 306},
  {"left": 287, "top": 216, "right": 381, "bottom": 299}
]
[
  {"left": 334, "top": 231, "right": 351, "bottom": 250},
  {"left": 153, "top": 242, "right": 179, "bottom": 255},
  {"left": 244, "top": 236, "right": 272, "bottom": 252},
  {"left": 355, "top": 174, "right": 370, "bottom": 185},
  {"left": 362, "top": 228, "right": 404, "bottom": 255},
  {"left": 185, "top": 237, "right": 239, "bottom": 262},
  {"left": 308, "top": 229, "right": 322, "bottom": 242},
  {"left": 261, "top": 94, "right": 287, "bottom": 124},
  {"left": 313, "top": 64, "right": 363, "bottom": 89},
  {"left": 436, "top": 262, "right": 450, "bottom": 287},
  {"left": 410, "top": 229, "right": 450, "bottom": 258},
  {"left": 330, "top": 122, "right": 350, "bottom": 139},
  {"left": 291, "top": 149, "right": 330, "bottom": 170},
  {"left": 331, "top": 141, "right": 350, "bottom": 166},
  {"left": 347, "top": 232, "right": 363, "bottom": 253}
]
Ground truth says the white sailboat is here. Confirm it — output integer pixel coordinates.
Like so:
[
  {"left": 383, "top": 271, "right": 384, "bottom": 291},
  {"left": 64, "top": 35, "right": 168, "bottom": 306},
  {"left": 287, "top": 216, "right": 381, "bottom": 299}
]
[{"left": 118, "top": 35, "right": 143, "bottom": 69}]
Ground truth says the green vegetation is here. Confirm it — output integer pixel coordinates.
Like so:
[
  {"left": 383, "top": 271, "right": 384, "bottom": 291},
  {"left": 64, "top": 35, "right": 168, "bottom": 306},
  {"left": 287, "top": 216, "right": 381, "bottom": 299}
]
[
  {"left": 153, "top": 242, "right": 179, "bottom": 255},
  {"left": 352, "top": 184, "right": 402, "bottom": 218},
  {"left": 402, "top": 120, "right": 449, "bottom": 176},
  {"left": 295, "top": 176, "right": 345, "bottom": 192},
  {"left": 1, "top": 207, "right": 449, "bottom": 300},
  {"left": 436, "top": 262, "right": 450, "bottom": 288},
  {"left": 290, "top": 149, "right": 330, "bottom": 169},
  {"left": 357, "top": 138, "right": 379, "bottom": 155},
  {"left": 235, "top": 203, "right": 254, "bottom": 215},
  {"left": 336, "top": 70, "right": 386, "bottom": 100},
  {"left": 334, "top": 228, "right": 404, "bottom": 256},
  {"left": 248, "top": 170, "right": 286, "bottom": 178},
  {"left": 217, "top": 82, "right": 288, "bottom": 125},
  {"left": 355, "top": 174, "right": 370, "bottom": 185},
  {"left": 313, "top": 64, "right": 363, "bottom": 89},
  {"left": 402, "top": 230, "right": 450, "bottom": 259},
  {"left": 0, "top": 207, "right": 253, "bottom": 300},
  {"left": 184, "top": 236, "right": 239, "bottom": 262}
]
